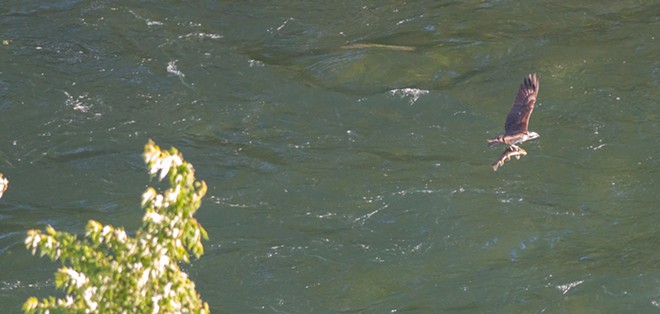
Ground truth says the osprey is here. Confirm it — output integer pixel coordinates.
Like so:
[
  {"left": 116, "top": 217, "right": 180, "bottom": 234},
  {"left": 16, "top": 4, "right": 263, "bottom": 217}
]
[{"left": 488, "top": 73, "right": 540, "bottom": 171}]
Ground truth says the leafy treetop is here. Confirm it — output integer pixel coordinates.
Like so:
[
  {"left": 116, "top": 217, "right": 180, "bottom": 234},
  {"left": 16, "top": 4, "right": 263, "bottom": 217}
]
[{"left": 24, "top": 140, "right": 210, "bottom": 314}]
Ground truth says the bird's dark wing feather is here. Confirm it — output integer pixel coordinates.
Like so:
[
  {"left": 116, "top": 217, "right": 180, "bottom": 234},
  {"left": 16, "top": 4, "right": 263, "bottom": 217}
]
[{"left": 504, "top": 73, "right": 539, "bottom": 135}]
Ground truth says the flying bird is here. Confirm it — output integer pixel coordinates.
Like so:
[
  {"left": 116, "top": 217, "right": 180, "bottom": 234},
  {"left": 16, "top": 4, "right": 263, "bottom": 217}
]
[{"left": 488, "top": 73, "right": 540, "bottom": 171}]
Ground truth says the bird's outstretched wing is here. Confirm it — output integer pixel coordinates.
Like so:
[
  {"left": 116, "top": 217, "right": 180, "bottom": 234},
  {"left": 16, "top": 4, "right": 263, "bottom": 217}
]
[{"left": 504, "top": 73, "right": 539, "bottom": 135}]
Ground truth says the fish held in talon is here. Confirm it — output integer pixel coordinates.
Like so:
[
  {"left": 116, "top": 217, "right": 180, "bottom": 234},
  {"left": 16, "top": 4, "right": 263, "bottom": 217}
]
[
  {"left": 487, "top": 73, "right": 540, "bottom": 171},
  {"left": 492, "top": 146, "right": 527, "bottom": 171}
]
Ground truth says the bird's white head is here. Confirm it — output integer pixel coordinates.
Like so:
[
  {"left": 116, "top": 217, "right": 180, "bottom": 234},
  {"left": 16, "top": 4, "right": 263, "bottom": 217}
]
[{"left": 526, "top": 131, "right": 540, "bottom": 140}]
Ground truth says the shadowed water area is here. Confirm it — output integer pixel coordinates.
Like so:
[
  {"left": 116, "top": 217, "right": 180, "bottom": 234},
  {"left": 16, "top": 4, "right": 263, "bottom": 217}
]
[{"left": 1, "top": 1, "right": 659, "bottom": 312}]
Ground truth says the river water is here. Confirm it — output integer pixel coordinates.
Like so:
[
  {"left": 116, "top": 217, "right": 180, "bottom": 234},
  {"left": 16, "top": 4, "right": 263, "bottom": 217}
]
[{"left": 1, "top": 1, "right": 659, "bottom": 312}]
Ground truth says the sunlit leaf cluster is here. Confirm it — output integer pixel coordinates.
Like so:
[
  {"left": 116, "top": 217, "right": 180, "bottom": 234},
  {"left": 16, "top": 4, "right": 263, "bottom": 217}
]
[{"left": 24, "top": 140, "right": 209, "bottom": 313}]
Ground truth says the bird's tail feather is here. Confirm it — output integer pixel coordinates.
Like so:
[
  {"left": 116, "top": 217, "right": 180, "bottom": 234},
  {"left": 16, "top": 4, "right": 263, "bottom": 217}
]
[{"left": 487, "top": 138, "right": 501, "bottom": 147}]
